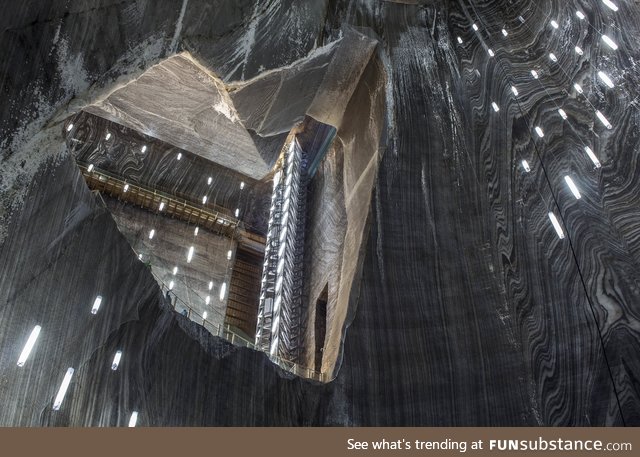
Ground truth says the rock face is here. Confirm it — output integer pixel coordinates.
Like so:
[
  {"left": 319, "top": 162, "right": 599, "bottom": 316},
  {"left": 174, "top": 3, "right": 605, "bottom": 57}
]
[{"left": 1, "top": 0, "right": 640, "bottom": 426}]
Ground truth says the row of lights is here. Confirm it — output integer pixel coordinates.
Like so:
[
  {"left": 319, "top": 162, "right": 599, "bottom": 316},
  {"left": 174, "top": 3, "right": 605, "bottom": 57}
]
[{"left": 461, "top": 0, "right": 623, "bottom": 240}]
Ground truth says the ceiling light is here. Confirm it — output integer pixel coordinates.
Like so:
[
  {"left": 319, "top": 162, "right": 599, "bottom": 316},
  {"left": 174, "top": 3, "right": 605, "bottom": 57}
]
[
  {"left": 53, "top": 368, "right": 74, "bottom": 411},
  {"left": 558, "top": 109, "right": 568, "bottom": 120},
  {"left": 602, "top": 34, "right": 618, "bottom": 50},
  {"left": 17, "top": 325, "right": 42, "bottom": 367},
  {"left": 87, "top": 164, "right": 94, "bottom": 172},
  {"left": 531, "top": 69, "right": 539, "bottom": 79},
  {"left": 521, "top": 160, "right": 531, "bottom": 172},
  {"left": 219, "top": 282, "right": 227, "bottom": 301},
  {"left": 550, "top": 20, "right": 559, "bottom": 29},
  {"left": 128, "top": 412, "right": 138, "bottom": 427},
  {"left": 487, "top": 49, "right": 494, "bottom": 57},
  {"left": 602, "top": 0, "right": 619, "bottom": 12},
  {"left": 187, "top": 246, "right": 194, "bottom": 263},
  {"left": 123, "top": 183, "right": 129, "bottom": 192},
  {"left": 141, "top": 145, "right": 147, "bottom": 153},
  {"left": 105, "top": 132, "right": 112, "bottom": 140},
  {"left": 66, "top": 124, "right": 74, "bottom": 132},
  {"left": 457, "top": 36, "right": 463, "bottom": 44},
  {"left": 575, "top": 46, "right": 584, "bottom": 55},
  {"left": 535, "top": 127, "right": 544, "bottom": 138},
  {"left": 595, "top": 110, "right": 613, "bottom": 129},
  {"left": 548, "top": 212, "right": 565, "bottom": 239},
  {"left": 576, "top": 11, "right": 585, "bottom": 20},
  {"left": 111, "top": 351, "right": 122, "bottom": 370},
  {"left": 598, "top": 71, "right": 615, "bottom": 88},
  {"left": 491, "top": 102, "right": 500, "bottom": 112},
  {"left": 574, "top": 83, "right": 583, "bottom": 94},
  {"left": 584, "top": 146, "right": 602, "bottom": 168},
  {"left": 511, "top": 86, "right": 519, "bottom": 96},
  {"left": 149, "top": 229, "right": 155, "bottom": 239},
  {"left": 91, "top": 295, "right": 103, "bottom": 315},
  {"left": 549, "top": 53, "right": 558, "bottom": 62},
  {"left": 472, "top": 23, "right": 478, "bottom": 31},
  {"left": 502, "top": 29, "right": 508, "bottom": 37},
  {"left": 564, "top": 176, "right": 582, "bottom": 199}
]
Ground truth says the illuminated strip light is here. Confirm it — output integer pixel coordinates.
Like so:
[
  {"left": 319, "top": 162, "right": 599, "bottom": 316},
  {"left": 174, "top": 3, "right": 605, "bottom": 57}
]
[
  {"left": 584, "top": 146, "right": 602, "bottom": 168},
  {"left": 172, "top": 266, "right": 178, "bottom": 275},
  {"left": 17, "top": 325, "right": 42, "bottom": 367},
  {"left": 205, "top": 296, "right": 210, "bottom": 305},
  {"left": 491, "top": 102, "right": 500, "bottom": 112},
  {"left": 227, "top": 250, "right": 232, "bottom": 260},
  {"left": 177, "top": 153, "right": 182, "bottom": 160},
  {"left": 169, "top": 281, "right": 174, "bottom": 290},
  {"left": 207, "top": 177, "right": 213, "bottom": 185},
  {"left": 187, "top": 246, "right": 194, "bottom": 263},
  {"left": 105, "top": 133, "right": 112, "bottom": 140},
  {"left": 531, "top": 69, "right": 539, "bottom": 79},
  {"left": 535, "top": 127, "right": 544, "bottom": 138},
  {"left": 558, "top": 109, "right": 568, "bottom": 120},
  {"left": 564, "top": 176, "right": 582, "bottom": 199},
  {"left": 87, "top": 164, "right": 94, "bottom": 172},
  {"left": 576, "top": 11, "right": 585, "bottom": 20},
  {"left": 141, "top": 145, "right": 147, "bottom": 153},
  {"left": 111, "top": 351, "right": 122, "bottom": 370},
  {"left": 472, "top": 23, "right": 478, "bottom": 31},
  {"left": 518, "top": 16, "right": 525, "bottom": 23},
  {"left": 511, "top": 86, "right": 519, "bottom": 96},
  {"left": 575, "top": 46, "right": 584, "bottom": 55},
  {"left": 521, "top": 160, "right": 531, "bottom": 173},
  {"left": 123, "top": 183, "right": 129, "bottom": 192},
  {"left": 149, "top": 229, "right": 155, "bottom": 239},
  {"left": 240, "top": 182, "right": 245, "bottom": 190},
  {"left": 548, "top": 212, "right": 565, "bottom": 239},
  {"left": 208, "top": 281, "right": 213, "bottom": 291},
  {"left": 598, "top": 71, "right": 615, "bottom": 88},
  {"left": 159, "top": 202, "right": 165, "bottom": 211},
  {"left": 234, "top": 208, "right": 240, "bottom": 218},
  {"left": 202, "top": 196, "right": 207, "bottom": 204},
  {"left": 219, "top": 282, "right": 227, "bottom": 301},
  {"left": 66, "top": 124, "right": 74, "bottom": 132},
  {"left": 549, "top": 53, "right": 558, "bottom": 62},
  {"left": 194, "top": 227, "right": 199, "bottom": 236},
  {"left": 602, "top": 35, "right": 618, "bottom": 50},
  {"left": 574, "top": 83, "right": 583, "bottom": 94},
  {"left": 53, "top": 368, "right": 74, "bottom": 411},
  {"left": 602, "top": 0, "right": 619, "bottom": 12},
  {"left": 595, "top": 110, "right": 613, "bottom": 129},
  {"left": 550, "top": 20, "right": 559, "bottom": 29},
  {"left": 128, "top": 412, "right": 138, "bottom": 427},
  {"left": 457, "top": 36, "right": 463, "bottom": 44},
  {"left": 502, "top": 29, "right": 508, "bottom": 37},
  {"left": 91, "top": 295, "right": 103, "bottom": 315},
  {"left": 203, "top": 311, "right": 208, "bottom": 320},
  {"left": 487, "top": 49, "right": 495, "bottom": 57}
]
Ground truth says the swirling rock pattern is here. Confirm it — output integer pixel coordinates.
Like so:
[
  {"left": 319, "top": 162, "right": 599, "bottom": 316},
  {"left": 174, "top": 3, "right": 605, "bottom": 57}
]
[{"left": 0, "top": 0, "right": 640, "bottom": 426}]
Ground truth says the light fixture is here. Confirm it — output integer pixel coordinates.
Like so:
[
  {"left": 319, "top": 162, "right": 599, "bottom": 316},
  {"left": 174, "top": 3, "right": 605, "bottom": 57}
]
[
  {"left": 208, "top": 281, "right": 213, "bottom": 291},
  {"left": 531, "top": 69, "right": 539, "bottom": 79},
  {"left": 584, "top": 146, "right": 602, "bottom": 168},
  {"left": 169, "top": 281, "right": 174, "bottom": 290},
  {"left": 602, "top": 35, "right": 618, "bottom": 50},
  {"left": 548, "top": 212, "right": 565, "bottom": 239},
  {"left": 234, "top": 208, "right": 240, "bottom": 217},
  {"left": 207, "top": 177, "right": 213, "bottom": 185},
  {"left": 227, "top": 250, "right": 232, "bottom": 260},
  {"left": 128, "top": 412, "right": 138, "bottom": 427},
  {"left": 52, "top": 368, "right": 74, "bottom": 411},
  {"left": 457, "top": 36, "right": 463, "bottom": 44},
  {"left": 518, "top": 15, "right": 525, "bottom": 23},
  {"left": 240, "top": 182, "right": 245, "bottom": 190},
  {"left": 491, "top": 102, "right": 500, "bottom": 112},
  {"left": 202, "top": 196, "right": 207, "bottom": 204},
  {"left": 105, "top": 132, "right": 112, "bottom": 140},
  {"left": 91, "top": 295, "right": 103, "bottom": 315},
  {"left": 111, "top": 351, "right": 122, "bottom": 370},
  {"left": 66, "top": 124, "right": 74, "bottom": 132},
  {"left": 598, "top": 71, "right": 615, "bottom": 88},
  {"left": 172, "top": 266, "right": 178, "bottom": 275},
  {"left": 558, "top": 109, "right": 568, "bottom": 120},
  {"left": 595, "top": 110, "right": 613, "bottom": 129},
  {"left": 159, "top": 202, "right": 165, "bottom": 212},
  {"left": 123, "top": 183, "right": 129, "bottom": 192},
  {"left": 187, "top": 246, "right": 194, "bottom": 263},
  {"left": 550, "top": 20, "right": 559, "bottom": 29},
  {"left": 149, "top": 229, "right": 155, "bottom": 239},
  {"left": 521, "top": 160, "right": 531, "bottom": 173},
  {"left": 511, "top": 86, "right": 519, "bottom": 96},
  {"left": 17, "top": 325, "right": 42, "bottom": 367},
  {"left": 549, "top": 53, "right": 558, "bottom": 62},
  {"left": 488, "top": 49, "right": 495, "bottom": 57},
  {"left": 502, "top": 29, "right": 508, "bottom": 37},
  {"left": 602, "top": 0, "right": 619, "bottom": 12},
  {"left": 219, "top": 282, "right": 227, "bottom": 301},
  {"left": 205, "top": 296, "right": 210, "bottom": 305},
  {"left": 472, "top": 23, "right": 478, "bottom": 31},
  {"left": 576, "top": 11, "right": 585, "bottom": 20},
  {"left": 574, "top": 83, "right": 583, "bottom": 94},
  {"left": 141, "top": 145, "right": 147, "bottom": 153},
  {"left": 87, "top": 164, "right": 94, "bottom": 172},
  {"left": 203, "top": 311, "right": 208, "bottom": 320},
  {"left": 194, "top": 227, "right": 199, "bottom": 236},
  {"left": 564, "top": 176, "right": 582, "bottom": 199},
  {"left": 575, "top": 46, "right": 584, "bottom": 55},
  {"left": 535, "top": 127, "right": 544, "bottom": 138},
  {"left": 177, "top": 153, "right": 182, "bottom": 160}
]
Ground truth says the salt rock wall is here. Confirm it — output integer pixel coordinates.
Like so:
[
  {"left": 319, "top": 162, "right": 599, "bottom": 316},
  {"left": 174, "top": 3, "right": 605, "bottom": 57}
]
[{"left": 1, "top": 0, "right": 640, "bottom": 426}]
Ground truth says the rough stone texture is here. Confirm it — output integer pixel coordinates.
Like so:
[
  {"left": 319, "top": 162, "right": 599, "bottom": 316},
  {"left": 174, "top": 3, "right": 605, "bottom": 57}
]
[{"left": 1, "top": 0, "right": 640, "bottom": 426}]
